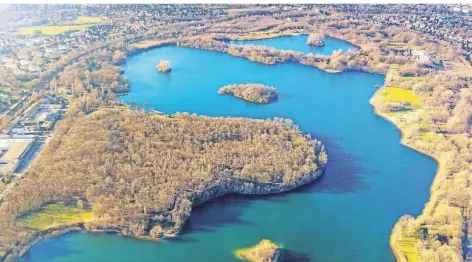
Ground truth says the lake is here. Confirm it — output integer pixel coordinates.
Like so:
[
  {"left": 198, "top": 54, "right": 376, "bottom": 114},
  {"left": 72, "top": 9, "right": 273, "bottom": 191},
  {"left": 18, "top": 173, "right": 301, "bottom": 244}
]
[
  {"left": 229, "top": 35, "right": 358, "bottom": 55},
  {"left": 21, "top": 36, "right": 436, "bottom": 262}
]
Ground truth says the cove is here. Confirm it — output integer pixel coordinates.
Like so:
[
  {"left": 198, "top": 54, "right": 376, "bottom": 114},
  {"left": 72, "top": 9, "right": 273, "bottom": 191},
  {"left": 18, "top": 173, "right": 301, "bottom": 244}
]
[
  {"left": 20, "top": 37, "right": 436, "bottom": 262},
  {"left": 229, "top": 35, "right": 358, "bottom": 55}
]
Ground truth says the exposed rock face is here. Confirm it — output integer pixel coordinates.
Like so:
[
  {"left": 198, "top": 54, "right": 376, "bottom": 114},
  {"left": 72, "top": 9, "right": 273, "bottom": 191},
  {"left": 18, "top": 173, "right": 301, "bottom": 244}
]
[
  {"left": 2, "top": 109, "right": 327, "bottom": 261},
  {"left": 307, "top": 33, "right": 325, "bottom": 46},
  {"left": 156, "top": 60, "right": 172, "bottom": 73},
  {"left": 218, "top": 84, "right": 278, "bottom": 104}
]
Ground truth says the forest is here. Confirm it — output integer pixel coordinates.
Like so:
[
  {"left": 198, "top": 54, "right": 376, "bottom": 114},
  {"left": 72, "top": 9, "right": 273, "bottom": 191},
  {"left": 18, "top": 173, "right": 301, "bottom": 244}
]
[
  {"left": 0, "top": 7, "right": 470, "bottom": 262},
  {"left": 0, "top": 108, "right": 326, "bottom": 260},
  {"left": 218, "top": 83, "right": 278, "bottom": 104},
  {"left": 172, "top": 12, "right": 471, "bottom": 261}
]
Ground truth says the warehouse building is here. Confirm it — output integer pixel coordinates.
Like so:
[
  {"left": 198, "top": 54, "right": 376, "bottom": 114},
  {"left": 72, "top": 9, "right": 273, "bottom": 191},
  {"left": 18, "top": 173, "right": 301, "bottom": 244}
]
[{"left": 0, "top": 138, "right": 34, "bottom": 173}]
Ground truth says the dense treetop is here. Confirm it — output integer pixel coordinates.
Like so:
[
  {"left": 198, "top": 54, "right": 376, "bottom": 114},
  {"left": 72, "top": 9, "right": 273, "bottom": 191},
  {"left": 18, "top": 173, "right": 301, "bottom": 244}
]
[
  {"left": 0, "top": 109, "right": 326, "bottom": 258},
  {"left": 218, "top": 84, "right": 278, "bottom": 104}
]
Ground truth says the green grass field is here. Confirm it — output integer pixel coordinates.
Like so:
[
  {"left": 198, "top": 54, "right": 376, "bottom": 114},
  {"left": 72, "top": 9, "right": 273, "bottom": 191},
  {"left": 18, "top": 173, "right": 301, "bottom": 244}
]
[
  {"left": 19, "top": 16, "right": 101, "bottom": 36},
  {"left": 19, "top": 25, "right": 90, "bottom": 36},
  {"left": 0, "top": 87, "right": 11, "bottom": 93},
  {"left": 395, "top": 237, "right": 421, "bottom": 262},
  {"left": 132, "top": 40, "right": 162, "bottom": 49},
  {"left": 150, "top": 114, "right": 181, "bottom": 121},
  {"left": 402, "top": 76, "right": 426, "bottom": 82},
  {"left": 75, "top": 16, "right": 102, "bottom": 24},
  {"left": 16, "top": 203, "right": 92, "bottom": 230},
  {"left": 380, "top": 87, "right": 423, "bottom": 108},
  {"left": 388, "top": 41, "right": 421, "bottom": 51}
]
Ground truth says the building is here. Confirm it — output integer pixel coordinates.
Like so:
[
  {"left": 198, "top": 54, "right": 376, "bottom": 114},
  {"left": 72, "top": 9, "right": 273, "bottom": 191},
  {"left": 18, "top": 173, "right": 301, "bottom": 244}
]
[{"left": 0, "top": 138, "right": 34, "bottom": 173}]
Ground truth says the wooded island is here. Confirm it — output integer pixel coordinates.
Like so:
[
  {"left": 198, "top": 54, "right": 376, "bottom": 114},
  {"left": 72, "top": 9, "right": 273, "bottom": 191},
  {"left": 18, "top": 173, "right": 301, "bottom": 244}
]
[{"left": 218, "top": 84, "right": 278, "bottom": 104}]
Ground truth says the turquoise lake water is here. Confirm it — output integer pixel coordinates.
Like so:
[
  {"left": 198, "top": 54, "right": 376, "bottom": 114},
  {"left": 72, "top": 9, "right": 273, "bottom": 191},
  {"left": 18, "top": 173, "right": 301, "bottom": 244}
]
[
  {"left": 21, "top": 37, "right": 436, "bottom": 262},
  {"left": 229, "top": 35, "right": 358, "bottom": 55}
]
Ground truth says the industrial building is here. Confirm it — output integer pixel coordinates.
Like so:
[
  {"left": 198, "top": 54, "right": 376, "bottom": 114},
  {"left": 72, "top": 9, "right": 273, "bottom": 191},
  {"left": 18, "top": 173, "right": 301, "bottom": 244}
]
[{"left": 0, "top": 138, "right": 34, "bottom": 173}]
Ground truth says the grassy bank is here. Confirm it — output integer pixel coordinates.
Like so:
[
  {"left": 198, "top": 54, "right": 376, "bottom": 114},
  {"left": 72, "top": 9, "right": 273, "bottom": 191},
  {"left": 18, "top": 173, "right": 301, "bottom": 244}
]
[{"left": 16, "top": 203, "right": 92, "bottom": 230}]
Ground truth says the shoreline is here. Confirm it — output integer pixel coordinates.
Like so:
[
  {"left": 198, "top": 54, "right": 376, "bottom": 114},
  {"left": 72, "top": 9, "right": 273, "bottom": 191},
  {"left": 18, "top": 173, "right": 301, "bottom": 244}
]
[
  {"left": 369, "top": 88, "right": 441, "bottom": 262},
  {"left": 7, "top": 32, "right": 437, "bottom": 262},
  {"left": 9, "top": 163, "right": 326, "bottom": 262},
  {"left": 369, "top": 88, "right": 440, "bottom": 162},
  {"left": 119, "top": 35, "right": 434, "bottom": 261},
  {"left": 127, "top": 32, "right": 359, "bottom": 75}
]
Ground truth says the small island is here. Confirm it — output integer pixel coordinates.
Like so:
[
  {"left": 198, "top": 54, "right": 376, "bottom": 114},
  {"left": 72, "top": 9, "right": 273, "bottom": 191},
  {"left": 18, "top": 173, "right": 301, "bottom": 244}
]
[
  {"left": 156, "top": 60, "right": 172, "bottom": 73},
  {"left": 218, "top": 84, "right": 278, "bottom": 104},
  {"left": 235, "top": 239, "right": 281, "bottom": 262},
  {"left": 306, "top": 33, "right": 325, "bottom": 46}
]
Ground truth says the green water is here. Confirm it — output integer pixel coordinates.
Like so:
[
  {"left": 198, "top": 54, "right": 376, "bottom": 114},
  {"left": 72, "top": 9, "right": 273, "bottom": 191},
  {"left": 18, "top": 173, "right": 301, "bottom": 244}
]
[{"left": 20, "top": 37, "right": 436, "bottom": 262}]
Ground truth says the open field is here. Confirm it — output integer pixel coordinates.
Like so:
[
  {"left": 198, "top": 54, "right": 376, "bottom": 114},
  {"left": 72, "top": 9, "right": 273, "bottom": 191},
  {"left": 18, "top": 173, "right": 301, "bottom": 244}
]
[
  {"left": 387, "top": 41, "right": 421, "bottom": 51},
  {"left": 75, "top": 16, "right": 102, "bottom": 24},
  {"left": 379, "top": 87, "right": 422, "bottom": 108},
  {"left": 447, "top": 57, "right": 472, "bottom": 77},
  {"left": 131, "top": 40, "right": 162, "bottom": 49},
  {"left": 394, "top": 237, "right": 421, "bottom": 262},
  {"left": 0, "top": 87, "right": 11, "bottom": 93},
  {"left": 19, "top": 25, "right": 90, "bottom": 36},
  {"left": 149, "top": 114, "right": 181, "bottom": 121},
  {"left": 19, "top": 16, "right": 102, "bottom": 35},
  {"left": 228, "top": 31, "right": 304, "bottom": 41},
  {"left": 16, "top": 203, "right": 92, "bottom": 230},
  {"left": 235, "top": 31, "right": 282, "bottom": 40},
  {"left": 401, "top": 76, "right": 426, "bottom": 82}
]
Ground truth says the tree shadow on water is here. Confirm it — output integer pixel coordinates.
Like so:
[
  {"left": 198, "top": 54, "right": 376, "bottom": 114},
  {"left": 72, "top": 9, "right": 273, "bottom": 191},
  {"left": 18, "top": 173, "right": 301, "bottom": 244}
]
[
  {"left": 20, "top": 235, "right": 81, "bottom": 262},
  {"left": 181, "top": 195, "right": 256, "bottom": 235},
  {"left": 297, "top": 133, "right": 372, "bottom": 194},
  {"left": 280, "top": 249, "right": 313, "bottom": 262},
  {"left": 164, "top": 235, "right": 201, "bottom": 244},
  {"left": 256, "top": 133, "right": 371, "bottom": 201},
  {"left": 180, "top": 133, "right": 372, "bottom": 237},
  {"left": 277, "top": 93, "right": 295, "bottom": 102}
]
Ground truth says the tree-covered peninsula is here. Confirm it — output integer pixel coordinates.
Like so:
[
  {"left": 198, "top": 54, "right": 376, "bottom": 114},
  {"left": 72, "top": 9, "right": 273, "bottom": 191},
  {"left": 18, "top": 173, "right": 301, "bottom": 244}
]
[
  {"left": 218, "top": 84, "right": 278, "bottom": 104},
  {"left": 0, "top": 109, "right": 326, "bottom": 260}
]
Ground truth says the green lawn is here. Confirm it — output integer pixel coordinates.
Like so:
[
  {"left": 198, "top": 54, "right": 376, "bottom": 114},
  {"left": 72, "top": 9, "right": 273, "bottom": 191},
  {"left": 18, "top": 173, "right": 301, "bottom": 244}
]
[
  {"left": 388, "top": 41, "right": 421, "bottom": 51},
  {"left": 380, "top": 87, "right": 423, "bottom": 109},
  {"left": 132, "top": 40, "right": 162, "bottom": 49},
  {"left": 75, "top": 16, "right": 102, "bottom": 24},
  {"left": 150, "top": 114, "right": 181, "bottom": 121},
  {"left": 19, "top": 15, "right": 102, "bottom": 35},
  {"left": 0, "top": 87, "right": 11, "bottom": 93},
  {"left": 395, "top": 237, "right": 421, "bottom": 262},
  {"left": 16, "top": 202, "right": 92, "bottom": 230},
  {"left": 19, "top": 25, "right": 90, "bottom": 36}
]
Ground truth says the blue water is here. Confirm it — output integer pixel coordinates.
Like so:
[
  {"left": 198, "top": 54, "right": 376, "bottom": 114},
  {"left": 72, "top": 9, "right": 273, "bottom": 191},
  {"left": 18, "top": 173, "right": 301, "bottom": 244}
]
[
  {"left": 21, "top": 37, "right": 436, "bottom": 262},
  {"left": 229, "top": 35, "right": 358, "bottom": 55}
]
